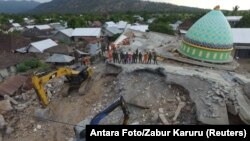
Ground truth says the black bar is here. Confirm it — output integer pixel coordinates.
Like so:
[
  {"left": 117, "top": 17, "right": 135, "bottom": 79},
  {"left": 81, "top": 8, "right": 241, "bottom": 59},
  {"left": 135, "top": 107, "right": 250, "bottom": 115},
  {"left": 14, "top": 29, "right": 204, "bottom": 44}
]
[{"left": 86, "top": 125, "right": 250, "bottom": 141}]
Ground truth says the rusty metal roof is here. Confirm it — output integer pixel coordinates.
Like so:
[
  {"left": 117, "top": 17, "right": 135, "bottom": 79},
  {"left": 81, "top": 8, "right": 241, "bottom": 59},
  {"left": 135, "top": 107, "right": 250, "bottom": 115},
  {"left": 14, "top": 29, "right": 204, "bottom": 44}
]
[{"left": 0, "top": 75, "right": 28, "bottom": 96}]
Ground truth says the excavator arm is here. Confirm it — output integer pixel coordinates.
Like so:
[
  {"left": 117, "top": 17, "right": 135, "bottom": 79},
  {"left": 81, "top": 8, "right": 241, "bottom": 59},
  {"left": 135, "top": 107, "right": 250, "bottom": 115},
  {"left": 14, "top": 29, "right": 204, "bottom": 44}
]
[
  {"left": 32, "top": 67, "right": 81, "bottom": 107},
  {"left": 90, "top": 96, "right": 129, "bottom": 125},
  {"left": 74, "top": 96, "right": 129, "bottom": 141}
]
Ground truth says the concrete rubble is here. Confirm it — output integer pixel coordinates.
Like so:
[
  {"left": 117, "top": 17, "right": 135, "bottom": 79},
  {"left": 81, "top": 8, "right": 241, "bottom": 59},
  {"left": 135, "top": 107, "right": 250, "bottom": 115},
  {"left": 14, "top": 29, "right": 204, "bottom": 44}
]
[
  {"left": 0, "top": 100, "right": 13, "bottom": 114},
  {"left": 0, "top": 29, "right": 250, "bottom": 141},
  {"left": 243, "top": 82, "right": 250, "bottom": 99},
  {"left": 34, "top": 108, "right": 52, "bottom": 121},
  {"left": 0, "top": 115, "right": 6, "bottom": 130},
  {"left": 110, "top": 62, "right": 250, "bottom": 125}
]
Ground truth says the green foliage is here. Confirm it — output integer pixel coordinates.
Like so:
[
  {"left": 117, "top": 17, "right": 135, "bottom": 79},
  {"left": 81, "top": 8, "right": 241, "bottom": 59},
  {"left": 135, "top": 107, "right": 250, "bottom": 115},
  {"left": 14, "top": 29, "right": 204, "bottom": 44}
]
[
  {"left": 149, "top": 22, "right": 174, "bottom": 35},
  {"left": 38, "top": 62, "right": 51, "bottom": 72},
  {"left": 0, "top": 14, "right": 8, "bottom": 25},
  {"left": 232, "top": 5, "right": 240, "bottom": 15},
  {"left": 16, "top": 59, "right": 50, "bottom": 73},
  {"left": 16, "top": 63, "right": 30, "bottom": 72},
  {"left": 236, "top": 14, "right": 250, "bottom": 28},
  {"left": 189, "top": 12, "right": 206, "bottom": 23},
  {"left": 68, "top": 16, "right": 87, "bottom": 28},
  {"left": 59, "top": 40, "right": 65, "bottom": 44},
  {"left": 24, "top": 59, "right": 40, "bottom": 69}
]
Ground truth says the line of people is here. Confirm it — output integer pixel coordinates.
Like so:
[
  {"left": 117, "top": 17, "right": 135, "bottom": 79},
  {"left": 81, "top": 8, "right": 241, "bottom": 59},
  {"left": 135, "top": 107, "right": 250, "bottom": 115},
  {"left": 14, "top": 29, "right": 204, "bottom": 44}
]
[{"left": 108, "top": 49, "right": 158, "bottom": 64}]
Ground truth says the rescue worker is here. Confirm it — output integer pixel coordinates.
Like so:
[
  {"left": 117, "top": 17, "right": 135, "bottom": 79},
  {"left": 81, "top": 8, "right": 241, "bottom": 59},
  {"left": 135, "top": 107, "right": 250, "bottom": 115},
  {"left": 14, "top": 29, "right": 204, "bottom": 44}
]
[
  {"left": 132, "top": 52, "right": 135, "bottom": 63},
  {"left": 153, "top": 51, "right": 158, "bottom": 64},
  {"left": 117, "top": 51, "right": 121, "bottom": 64},
  {"left": 138, "top": 51, "right": 142, "bottom": 63},
  {"left": 101, "top": 43, "right": 106, "bottom": 56},
  {"left": 108, "top": 49, "right": 112, "bottom": 62},
  {"left": 128, "top": 51, "right": 132, "bottom": 64},
  {"left": 120, "top": 51, "right": 124, "bottom": 64},
  {"left": 125, "top": 52, "right": 128, "bottom": 64},
  {"left": 143, "top": 52, "right": 148, "bottom": 64},
  {"left": 112, "top": 50, "right": 116, "bottom": 63},
  {"left": 148, "top": 51, "right": 152, "bottom": 64},
  {"left": 134, "top": 51, "right": 138, "bottom": 63}
]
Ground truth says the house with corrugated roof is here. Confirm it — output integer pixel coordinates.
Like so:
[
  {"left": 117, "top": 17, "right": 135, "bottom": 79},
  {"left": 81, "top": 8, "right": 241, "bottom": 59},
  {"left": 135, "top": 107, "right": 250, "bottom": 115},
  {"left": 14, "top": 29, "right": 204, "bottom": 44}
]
[
  {"left": 71, "top": 28, "right": 101, "bottom": 43},
  {"left": 226, "top": 16, "right": 242, "bottom": 27},
  {"left": 104, "top": 27, "right": 123, "bottom": 37},
  {"left": 53, "top": 28, "right": 74, "bottom": 43},
  {"left": 9, "top": 23, "right": 23, "bottom": 32},
  {"left": 27, "top": 39, "right": 58, "bottom": 53},
  {"left": 231, "top": 28, "right": 250, "bottom": 58},
  {"left": 126, "top": 24, "right": 149, "bottom": 32},
  {"left": 50, "top": 22, "right": 66, "bottom": 31},
  {"left": 23, "top": 24, "right": 52, "bottom": 37}
]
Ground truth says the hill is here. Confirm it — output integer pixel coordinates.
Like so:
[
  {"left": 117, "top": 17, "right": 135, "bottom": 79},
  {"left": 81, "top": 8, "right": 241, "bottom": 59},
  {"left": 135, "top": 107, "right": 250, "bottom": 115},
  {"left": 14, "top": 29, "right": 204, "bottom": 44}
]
[
  {"left": 0, "top": 0, "right": 40, "bottom": 13},
  {"left": 31, "top": 0, "right": 206, "bottom": 14}
]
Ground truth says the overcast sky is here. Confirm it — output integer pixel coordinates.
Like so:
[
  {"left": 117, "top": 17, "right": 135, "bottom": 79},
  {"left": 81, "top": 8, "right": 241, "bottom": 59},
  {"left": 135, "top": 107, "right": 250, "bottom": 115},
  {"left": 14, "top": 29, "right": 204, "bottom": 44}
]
[{"left": 3, "top": 0, "right": 250, "bottom": 10}]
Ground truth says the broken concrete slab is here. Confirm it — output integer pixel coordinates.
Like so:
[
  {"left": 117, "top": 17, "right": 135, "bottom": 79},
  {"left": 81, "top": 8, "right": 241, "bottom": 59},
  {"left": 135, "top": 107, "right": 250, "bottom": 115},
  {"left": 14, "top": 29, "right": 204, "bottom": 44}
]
[
  {"left": 0, "top": 75, "right": 28, "bottom": 96},
  {"left": 236, "top": 88, "right": 250, "bottom": 125},
  {"left": 173, "top": 102, "right": 185, "bottom": 121},
  {"left": 4, "top": 95, "right": 18, "bottom": 105},
  {"left": 34, "top": 108, "right": 52, "bottom": 121},
  {"left": 15, "top": 103, "right": 28, "bottom": 111},
  {"left": 114, "top": 64, "right": 231, "bottom": 125},
  {"left": 0, "top": 69, "right": 9, "bottom": 79},
  {"left": 226, "top": 101, "right": 239, "bottom": 116},
  {"left": 5, "top": 126, "right": 14, "bottom": 135},
  {"left": 0, "top": 115, "right": 6, "bottom": 129},
  {"left": 159, "top": 114, "right": 170, "bottom": 125},
  {"left": 0, "top": 100, "right": 13, "bottom": 114},
  {"left": 243, "top": 82, "right": 250, "bottom": 99}
]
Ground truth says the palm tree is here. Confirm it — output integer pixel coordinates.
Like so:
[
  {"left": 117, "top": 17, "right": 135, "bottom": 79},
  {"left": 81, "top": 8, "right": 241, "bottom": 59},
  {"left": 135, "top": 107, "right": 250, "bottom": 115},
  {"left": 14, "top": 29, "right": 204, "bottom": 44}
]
[{"left": 232, "top": 5, "right": 240, "bottom": 15}]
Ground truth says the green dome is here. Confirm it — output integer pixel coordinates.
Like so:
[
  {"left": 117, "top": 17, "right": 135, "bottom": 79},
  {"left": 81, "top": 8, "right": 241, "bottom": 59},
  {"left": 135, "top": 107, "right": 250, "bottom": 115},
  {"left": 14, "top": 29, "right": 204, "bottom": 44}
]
[
  {"left": 179, "top": 9, "right": 233, "bottom": 63},
  {"left": 184, "top": 10, "right": 233, "bottom": 49}
]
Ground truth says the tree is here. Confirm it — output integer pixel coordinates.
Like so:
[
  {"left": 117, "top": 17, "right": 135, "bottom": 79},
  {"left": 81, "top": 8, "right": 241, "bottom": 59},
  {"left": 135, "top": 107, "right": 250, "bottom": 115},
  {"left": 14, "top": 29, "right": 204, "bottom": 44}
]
[
  {"left": 189, "top": 12, "right": 206, "bottom": 23},
  {"left": 232, "top": 5, "right": 240, "bottom": 15},
  {"left": 235, "top": 13, "right": 250, "bottom": 28},
  {"left": 149, "top": 22, "right": 174, "bottom": 35}
]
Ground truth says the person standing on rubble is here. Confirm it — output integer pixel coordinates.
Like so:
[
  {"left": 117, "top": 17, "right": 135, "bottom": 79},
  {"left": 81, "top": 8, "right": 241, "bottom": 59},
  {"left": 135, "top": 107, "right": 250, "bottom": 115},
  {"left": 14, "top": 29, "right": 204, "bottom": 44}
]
[
  {"left": 138, "top": 51, "right": 142, "bottom": 63},
  {"left": 153, "top": 51, "right": 158, "bottom": 64},
  {"left": 132, "top": 52, "right": 135, "bottom": 63},
  {"left": 112, "top": 50, "right": 116, "bottom": 63},
  {"left": 101, "top": 42, "right": 106, "bottom": 56},
  {"left": 108, "top": 49, "right": 112, "bottom": 62},
  {"left": 117, "top": 51, "right": 121, "bottom": 64},
  {"left": 148, "top": 51, "right": 152, "bottom": 64},
  {"left": 128, "top": 51, "right": 132, "bottom": 64},
  {"left": 143, "top": 52, "right": 148, "bottom": 64},
  {"left": 136, "top": 48, "right": 138, "bottom": 56},
  {"left": 120, "top": 51, "right": 124, "bottom": 64},
  {"left": 134, "top": 51, "right": 138, "bottom": 63},
  {"left": 125, "top": 52, "right": 128, "bottom": 64}
]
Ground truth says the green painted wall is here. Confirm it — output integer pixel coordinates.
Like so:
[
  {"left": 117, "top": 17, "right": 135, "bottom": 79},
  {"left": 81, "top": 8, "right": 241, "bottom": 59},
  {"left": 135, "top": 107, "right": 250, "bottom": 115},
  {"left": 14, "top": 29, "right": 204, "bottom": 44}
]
[{"left": 179, "top": 43, "right": 232, "bottom": 63}]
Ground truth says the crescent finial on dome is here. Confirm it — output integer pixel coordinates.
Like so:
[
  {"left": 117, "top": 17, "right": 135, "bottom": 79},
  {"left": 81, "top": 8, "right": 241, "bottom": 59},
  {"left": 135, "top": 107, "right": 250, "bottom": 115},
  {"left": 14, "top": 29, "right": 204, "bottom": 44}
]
[{"left": 214, "top": 5, "right": 220, "bottom": 10}]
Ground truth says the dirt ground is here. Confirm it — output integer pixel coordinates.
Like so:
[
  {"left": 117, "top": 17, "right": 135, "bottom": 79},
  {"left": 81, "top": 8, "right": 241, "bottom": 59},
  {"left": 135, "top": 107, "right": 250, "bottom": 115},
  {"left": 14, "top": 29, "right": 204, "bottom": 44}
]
[{"left": 3, "top": 60, "right": 197, "bottom": 141}]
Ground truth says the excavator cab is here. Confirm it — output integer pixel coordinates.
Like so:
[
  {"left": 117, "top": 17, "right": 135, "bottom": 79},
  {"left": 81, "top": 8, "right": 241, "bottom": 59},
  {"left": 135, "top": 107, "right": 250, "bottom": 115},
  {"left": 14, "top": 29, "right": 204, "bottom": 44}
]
[{"left": 64, "top": 66, "right": 90, "bottom": 85}]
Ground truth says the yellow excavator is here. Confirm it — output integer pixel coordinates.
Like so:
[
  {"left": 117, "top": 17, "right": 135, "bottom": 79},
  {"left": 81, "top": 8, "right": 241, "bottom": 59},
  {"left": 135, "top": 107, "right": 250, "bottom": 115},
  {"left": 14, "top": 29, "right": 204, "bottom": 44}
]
[{"left": 32, "top": 66, "right": 93, "bottom": 107}]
